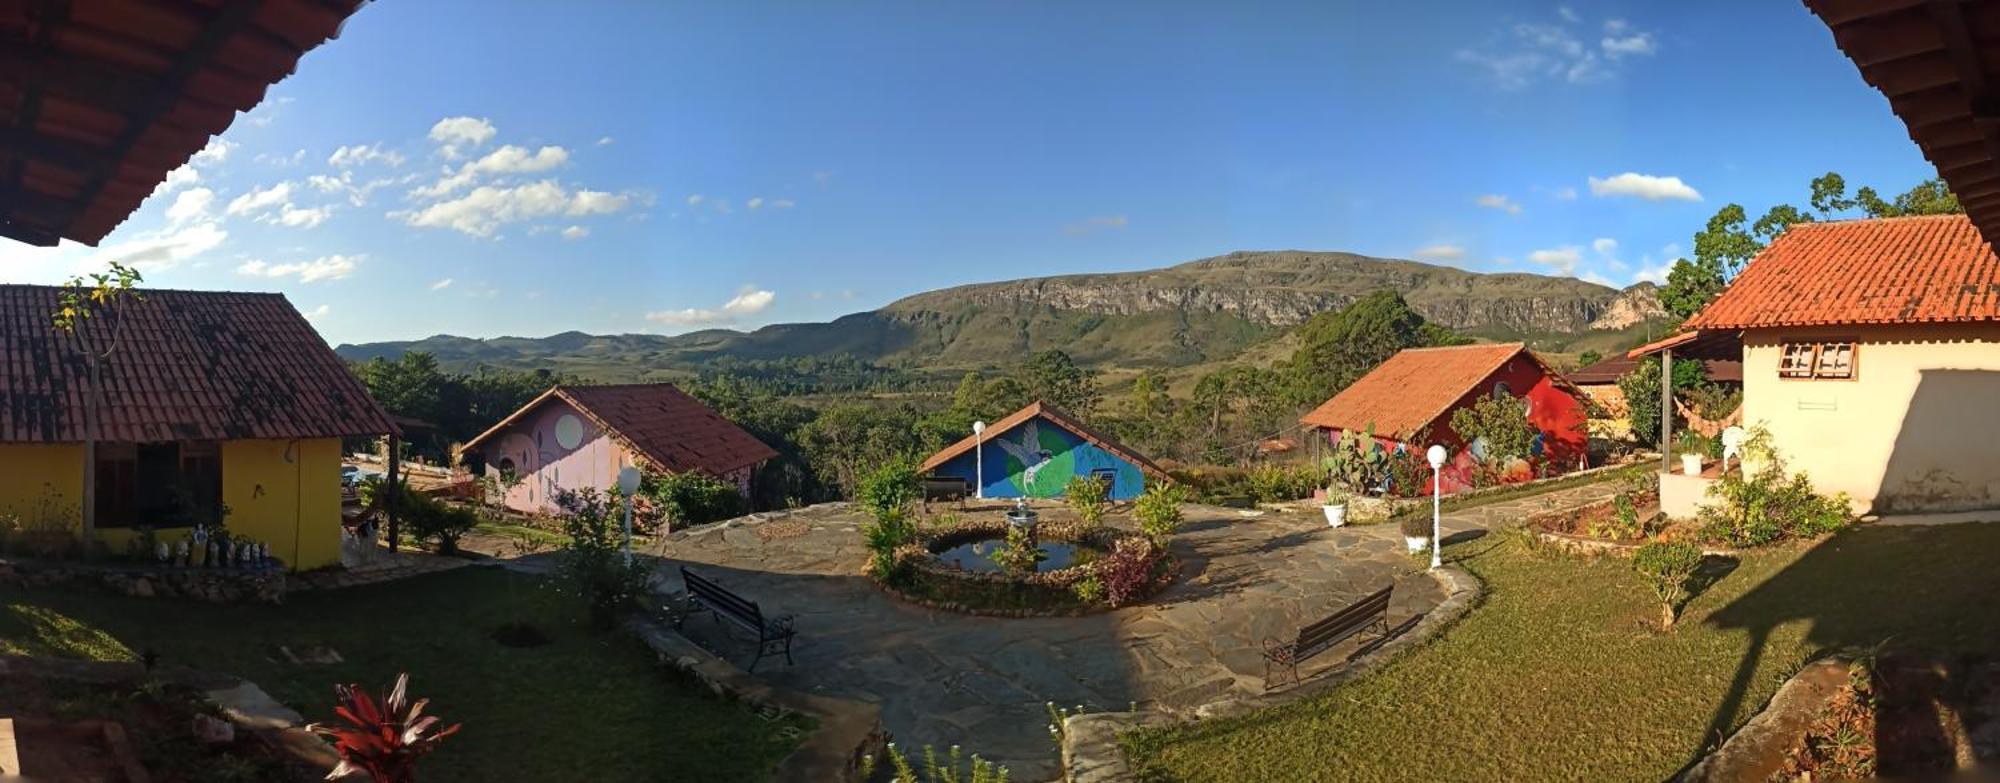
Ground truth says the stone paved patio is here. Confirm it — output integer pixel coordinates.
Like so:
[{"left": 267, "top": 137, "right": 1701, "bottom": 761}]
[{"left": 646, "top": 479, "right": 1618, "bottom": 780}]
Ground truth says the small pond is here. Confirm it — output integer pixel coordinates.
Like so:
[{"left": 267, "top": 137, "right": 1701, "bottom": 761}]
[{"left": 933, "top": 537, "right": 1097, "bottom": 573}]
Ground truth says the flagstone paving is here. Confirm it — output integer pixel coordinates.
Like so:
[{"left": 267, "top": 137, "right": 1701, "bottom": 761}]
[{"left": 655, "top": 481, "right": 1624, "bottom": 780}]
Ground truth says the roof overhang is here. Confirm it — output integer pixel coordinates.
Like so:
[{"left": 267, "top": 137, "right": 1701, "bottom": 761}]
[
  {"left": 1804, "top": 0, "right": 2000, "bottom": 244},
  {"left": 1, "top": 0, "right": 368, "bottom": 247},
  {"left": 1627, "top": 329, "right": 1744, "bottom": 362}
]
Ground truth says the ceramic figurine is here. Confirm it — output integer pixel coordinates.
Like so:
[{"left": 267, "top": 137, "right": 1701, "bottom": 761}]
[
  {"left": 156, "top": 541, "right": 170, "bottom": 564},
  {"left": 205, "top": 541, "right": 218, "bottom": 568},
  {"left": 176, "top": 540, "right": 190, "bottom": 567}
]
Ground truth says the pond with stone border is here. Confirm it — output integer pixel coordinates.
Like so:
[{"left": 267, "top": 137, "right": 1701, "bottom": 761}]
[{"left": 879, "top": 516, "right": 1174, "bottom": 616}]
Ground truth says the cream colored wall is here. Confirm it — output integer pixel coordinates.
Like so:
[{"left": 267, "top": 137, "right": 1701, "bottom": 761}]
[{"left": 1742, "top": 323, "right": 2000, "bottom": 513}]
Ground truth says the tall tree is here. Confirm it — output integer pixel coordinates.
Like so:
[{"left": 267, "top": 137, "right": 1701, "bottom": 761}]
[
  {"left": 52, "top": 261, "right": 144, "bottom": 552},
  {"left": 1287, "top": 290, "right": 1450, "bottom": 404},
  {"left": 1024, "top": 349, "right": 1101, "bottom": 415}
]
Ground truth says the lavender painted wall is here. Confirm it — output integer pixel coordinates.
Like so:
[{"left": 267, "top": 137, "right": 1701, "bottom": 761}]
[{"left": 480, "top": 399, "right": 631, "bottom": 514}]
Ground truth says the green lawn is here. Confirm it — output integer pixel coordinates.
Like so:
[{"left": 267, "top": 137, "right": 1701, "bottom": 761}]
[
  {"left": 1125, "top": 522, "right": 2000, "bottom": 782},
  {"left": 0, "top": 567, "right": 807, "bottom": 782}
]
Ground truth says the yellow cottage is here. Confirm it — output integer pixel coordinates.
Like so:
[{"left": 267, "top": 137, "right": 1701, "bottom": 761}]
[{"left": 0, "top": 285, "right": 396, "bottom": 570}]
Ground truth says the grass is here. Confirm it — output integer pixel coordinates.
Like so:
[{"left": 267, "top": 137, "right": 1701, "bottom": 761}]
[
  {"left": 471, "top": 518, "right": 568, "bottom": 548},
  {"left": 1123, "top": 521, "right": 2000, "bottom": 782},
  {"left": 0, "top": 567, "right": 809, "bottom": 782}
]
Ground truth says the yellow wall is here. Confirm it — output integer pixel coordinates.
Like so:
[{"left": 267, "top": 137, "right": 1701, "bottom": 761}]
[
  {"left": 1742, "top": 323, "right": 2000, "bottom": 513},
  {"left": 0, "top": 438, "right": 343, "bottom": 570},
  {"left": 0, "top": 444, "right": 84, "bottom": 523},
  {"left": 223, "top": 438, "right": 344, "bottom": 570}
]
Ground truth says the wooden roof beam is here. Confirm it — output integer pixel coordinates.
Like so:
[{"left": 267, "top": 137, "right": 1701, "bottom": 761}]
[{"left": 1923, "top": 0, "right": 2000, "bottom": 205}]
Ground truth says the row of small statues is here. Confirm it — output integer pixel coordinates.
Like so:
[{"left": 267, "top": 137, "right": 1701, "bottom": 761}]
[{"left": 154, "top": 525, "right": 276, "bottom": 569}]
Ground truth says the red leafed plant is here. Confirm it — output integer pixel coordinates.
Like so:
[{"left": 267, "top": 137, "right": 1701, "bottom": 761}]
[
  {"left": 308, "top": 673, "right": 461, "bottom": 782},
  {"left": 1096, "top": 538, "right": 1162, "bottom": 607}
]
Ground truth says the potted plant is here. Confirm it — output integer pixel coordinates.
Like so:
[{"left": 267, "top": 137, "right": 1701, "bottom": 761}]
[
  {"left": 1399, "top": 511, "right": 1433, "bottom": 555},
  {"left": 1321, "top": 485, "right": 1349, "bottom": 527},
  {"left": 1676, "top": 431, "right": 1708, "bottom": 476}
]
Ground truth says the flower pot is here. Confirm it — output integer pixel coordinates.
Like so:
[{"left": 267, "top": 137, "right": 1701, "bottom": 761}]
[
  {"left": 1405, "top": 535, "right": 1430, "bottom": 554},
  {"left": 1681, "top": 454, "right": 1702, "bottom": 476},
  {"left": 1322, "top": 503, "right": 1347, "bottom": 528}
]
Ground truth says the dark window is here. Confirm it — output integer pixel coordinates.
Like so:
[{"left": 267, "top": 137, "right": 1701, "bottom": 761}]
[
  {"left": 94, "top": 441, "right": 223, "bottom": 529},
  {"left": 1492, "top": 381, "right": 1512, "bottom": 399},
  {"left": 1090, "top": 468, "right": 1118, "bottom": 489}
]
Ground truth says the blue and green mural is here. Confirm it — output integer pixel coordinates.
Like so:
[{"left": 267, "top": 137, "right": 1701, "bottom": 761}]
[{"left": 932, "top": 416, "right": 1149, "bottom": 500}]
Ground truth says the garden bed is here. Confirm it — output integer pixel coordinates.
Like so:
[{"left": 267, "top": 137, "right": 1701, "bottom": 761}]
[
  {"left": 877, "top": 517, "right": 1176, "bottom": 617},
  {"left": 0, "top": 672, "right": 299, "bottom": 781}
]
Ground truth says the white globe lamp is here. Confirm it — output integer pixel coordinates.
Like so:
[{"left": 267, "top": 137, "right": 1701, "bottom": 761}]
[
  {"left": 972, "top": 421, "right": 987, "bottom": 500},
  {"left": 617, "top": 465, "right": 642, "bottom": 564},
  {"left": 1425, "top": 445, "right": 1447, "bottom": 570}
]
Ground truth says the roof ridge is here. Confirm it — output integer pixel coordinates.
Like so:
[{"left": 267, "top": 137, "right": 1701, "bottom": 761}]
[
  {"left": 0, "top": 283, "right": 288, "bottom": 297},
  {"left": 1395, "top": 341, "right": 1523, "bottom": 353}
]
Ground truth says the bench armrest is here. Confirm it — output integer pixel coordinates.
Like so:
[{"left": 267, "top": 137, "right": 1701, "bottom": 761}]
[
  {"left": 1260, "top": 636, "right": 1294, "bottom": 663},
  {"left": 769, "top": 614, "right": 796, "bottom": 635}
]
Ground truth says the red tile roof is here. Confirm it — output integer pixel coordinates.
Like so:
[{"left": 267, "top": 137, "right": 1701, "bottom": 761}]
[
  {"left": 1683, "top": 215, "right": 2000, "bottom": 330},
  {"left": 919, "top": 401, "right": 1168, "bottom": 478},
  {"left": 1299, "top": 343, "right": 1539, "bottom": 440},
  {"left": 1, "top": 0, "right": 368, "bottom": 247},
  {"left": 463, "top": 384, "right": 777, "bottom": 477},
  {"left": 0, "top": 285, "right": 395, "bottom": 443}
]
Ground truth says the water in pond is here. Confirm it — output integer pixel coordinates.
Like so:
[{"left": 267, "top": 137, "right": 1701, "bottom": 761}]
[{"left": 934, "top": 537, "right": 1093, "bottom": 573}]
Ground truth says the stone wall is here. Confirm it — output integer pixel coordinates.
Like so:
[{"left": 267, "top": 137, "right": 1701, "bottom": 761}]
[{"left": 0, "top": 557, "right": 285, "bottom": 604}]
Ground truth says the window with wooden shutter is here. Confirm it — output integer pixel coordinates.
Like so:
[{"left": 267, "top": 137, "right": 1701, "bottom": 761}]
[{"left": 1777, "top": 340, "right": 1858, "bottom": 380}]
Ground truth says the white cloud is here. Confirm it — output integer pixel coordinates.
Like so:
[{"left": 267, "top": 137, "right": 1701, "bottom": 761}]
[
  {"left": 1474, "top": 194, "right": 1522, "bottom": 215},
  {"left": 597, "top": 136, "right": 614, "bottom": 146},
  {"left": 303, "top": 304, "right": 332, "bottom": 320},
  {"left": 254, "top": 149, "right": 307, "bottom": 167},
  {"left": 225, "top": 182, "right": 292, "bottom": 217},
  {"left": 1553, "top": 186, "right": 1578, "bottom": 201},
  {"left": 165, "top": 188, "right": 215, "bottom": 225},
  {"left": 561, "top": 225, "right": 589, "bottom": 240},
  {"left": 396, "top": 180, "right": 632, "bottom": 237},
  {"left": 747, "top": 197, "right": 764, "bottom": 210},
  {"left": 1458, "top": 12, "right": 1656, "bottom": 89},
  {"left": 328, "top": 143, "right": 406, "bottom": 168},
  {"left": 1588, "top": 172, "right": 1702, "bottom": 202},
  {"left": 1591, "top": 237, "right": 1618, "bottom": 256},
  {"left": 152, "top": 138, "right": 234, "bottom": 198},
  {"left": 1526, "top": 246, "right": 1582, "bottom": 275},
  {"left": 686, "top": 194, "right": 705, "bottom": 206},
  {"left": 243, "top": 96, "right": 293, "bottom": 128},
  {"left": 412, "top": 144, "right": 572, "bottom": 199},
  {"left": 1063, "top": 215, "right": 1129, "bottom": 235},
  {"left": 1580, "top": 271, "right": 1616, "bottom": 287},
  {"left": 274, "top": 203, "right": 332, "bottom": 228},
  {"left": 428, "top": 116, "right": 497, "bottom": 159},
  {"left": 430, "top": 277, "right": 454, "bottom": 291},
  {"left": 88, "top": 222, "right": 227, "bottom": 273},
  {"left": 157, "top": 164, "right": 201, "bottom": 195},
  {"left": 1414, "top": 243, "right": 1467, "bottom": 260},
  {"left": 646, "top": 287, "right": 777, "bottom": 327},
  {"left": 191, "top": 138, "right": 234, "bottom": 167},
  {"left": 235, "top": 254, "right": 359, "bottom": 283},
  {"left": 1633, "top": 261, "right": 1672, "bottom": 285}
]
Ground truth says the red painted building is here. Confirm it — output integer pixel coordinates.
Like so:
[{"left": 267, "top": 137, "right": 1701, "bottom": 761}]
[{"left": 1299, "top": 343, "right": 1589, "bottom": 495}]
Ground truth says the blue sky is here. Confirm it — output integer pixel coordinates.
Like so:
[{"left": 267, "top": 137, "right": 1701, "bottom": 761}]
[{"left": 0, "top": 1, "right": 1943, "bottom": 345}]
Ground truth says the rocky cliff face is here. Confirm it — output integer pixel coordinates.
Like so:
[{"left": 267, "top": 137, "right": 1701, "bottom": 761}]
[
  {"left": 1587, "top": 283, "right": 1668, "bottom": 330},
  {"left": 884, "top": 250, "right": 1638, "bottom": 336}
]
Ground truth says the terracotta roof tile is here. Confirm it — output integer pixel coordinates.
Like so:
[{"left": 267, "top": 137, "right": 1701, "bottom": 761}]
[
  {"left": 464, "top": 384, "right": 776, "bottom": 477},
  {"left": 1299, "top": 343, "right": 1530, "bottom": 440},
  {"left": 0, "top": 284, "right": 395, "bottom": 443},
  {"left": 1684, "top": 215, "right": 2000, "bottom": 330}
]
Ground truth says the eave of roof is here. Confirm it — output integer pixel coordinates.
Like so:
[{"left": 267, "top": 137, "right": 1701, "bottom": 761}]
[{"left": 1298, "top": 343, "right": 1537, "bottom": 441}]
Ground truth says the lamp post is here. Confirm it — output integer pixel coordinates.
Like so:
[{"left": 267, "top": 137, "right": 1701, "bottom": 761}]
[
  {"left": 972, "top": 420, "right": 987, "bottom": 500},
  {"left": 617, "top": 465, "right": 641, "bottom": 566},
  {"left": 1426, "top": 445, "right": 1447, "bottom": 570}
]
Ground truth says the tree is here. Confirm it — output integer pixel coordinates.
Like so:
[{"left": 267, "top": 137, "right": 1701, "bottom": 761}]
[
  {"left": 52, "top": 261, "right": 144, "bottom": 551},
  {"left": 1024, "top": 349, "right": 1100, "bottom": 415},
  {"left": 1617, "top": 357, "right": 1705, "bottom": 448},
  {"left": 1577, "top": 350, "right": 1603, "bottom": 367},
  {"left": 1287, "top": 290, "right": 1453, "bottom": 405},
  {"left": 1660, "top": 257, "right": 1726, "bottom": 320}
]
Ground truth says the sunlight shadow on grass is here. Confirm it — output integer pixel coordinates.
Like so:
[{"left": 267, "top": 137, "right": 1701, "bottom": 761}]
[{"left": 1, "top": 603, "right": 136, "bottom": 661}]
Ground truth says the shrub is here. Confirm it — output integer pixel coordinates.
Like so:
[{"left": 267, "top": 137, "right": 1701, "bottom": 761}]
[
  {"left": 1589, "top": 495, "right": 1643, "bottom": 540},
  {"left": 1632, "top": 540, "right": 1703, "bottom": 628},
  {"left": 862, "top": 742, "right": 1009, "bottom": 783},
  {"left": 643, "top": 471, "right": 745, "bottom": 529},
  {"left": 1065, "top": 475, "right": 1110, "bottom": 528},
  {"left": 1326, "top": 425, "right": 1390, "bottom": 494},
  {"left": 1449, "top": 395, "right": 1536, "bottom": 471},
  {"left": 862, "top": 508, "right": 915, "bottom": 582},
  {"left": 550, "top": 488, "right": 651, "bottom": 628},
  {"left": 1132, "top": 484, "right": 1188, "bottom": 547},
  {"left": 1697, "top": 445, "right": 1854, "bottom": 547},
  {"left": 1245, "top": 464, "right": 1318, "bottom": 503},
  {"left": 1071, "top": 573, "right": 1106, "bottom": 605},
  {"left": 406, "top": 502, "right": 479, "bottom": 555},
  {"left": 857, "top": 458, "right": 923, "bottom": 518},
  {"left": 1398, "top": 509, "right": 1434, "bottom": 539},
  {"left": 308, "top": 673, "right": 461, "bottom": 783},
  {"left": 1096, "top": 538, "right": 1161, "bottom": 607}
]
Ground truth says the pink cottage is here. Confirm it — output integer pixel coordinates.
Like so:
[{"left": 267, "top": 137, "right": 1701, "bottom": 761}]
[{"left": 461, "top": 384, "right": 775, "bottom": 514}]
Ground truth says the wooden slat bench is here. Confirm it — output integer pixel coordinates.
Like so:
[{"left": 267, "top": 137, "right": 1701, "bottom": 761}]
[
  {"left": 677, "top": 567, "right": 796, "bottom": 672},
  {"left": 1262, "top": 584, "right": 1394, "bottom": 690},
  {"left": 921, "top": 477, "right": 971, "bottom": 511}
]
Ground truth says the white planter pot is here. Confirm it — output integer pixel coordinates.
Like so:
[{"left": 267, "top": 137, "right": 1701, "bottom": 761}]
[
  {"left": 1681, "top": 454, "right": 1702, "bottom": 476},
  {"left": 1322, "top": 503, "right": 1347, "bottom": 527},
  {"left": 1405, "top": 535, "right": 1431, "bottom": 554}
]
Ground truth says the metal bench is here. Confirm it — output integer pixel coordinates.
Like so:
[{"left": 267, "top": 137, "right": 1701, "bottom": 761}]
[
  {"left": 1262, "top": 584, "right": 1394, "bottom": 690},
  {"left": 677, "top": 567, "right": 796, "bottom": 672},
  {"left": 921, "top": 477, "right": 971, "bottom": 511}
]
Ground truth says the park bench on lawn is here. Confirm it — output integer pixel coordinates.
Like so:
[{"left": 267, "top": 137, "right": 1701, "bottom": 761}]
[
  {"left": 678, "top": 567, "right": 797, "bottom": 672},
  {"left": 1262, "top": 584, "right": 1394, "bottom": 690}
]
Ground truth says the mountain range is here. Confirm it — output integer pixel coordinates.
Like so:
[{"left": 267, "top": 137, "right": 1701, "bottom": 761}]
[{"left": 335, "top": 251, "right": 1668, "bottom": 382}]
